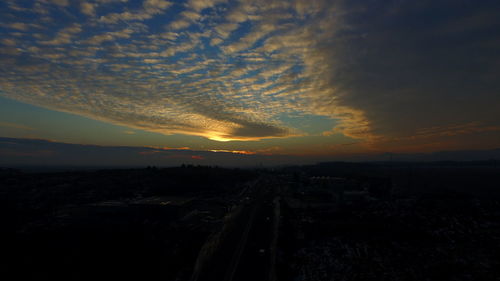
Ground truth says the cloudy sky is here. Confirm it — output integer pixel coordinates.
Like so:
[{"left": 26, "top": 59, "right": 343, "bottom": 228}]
[{"left": 1, "top": 0, "right": 499, "bottom": 164}]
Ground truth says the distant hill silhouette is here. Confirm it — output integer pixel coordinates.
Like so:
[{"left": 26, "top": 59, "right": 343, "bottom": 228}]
[
  {"left": 375, "top": 149, "right": 500, "bottom": 162},
  {"left": 1, "top": 137, "right": 499, "bottom": 168}
]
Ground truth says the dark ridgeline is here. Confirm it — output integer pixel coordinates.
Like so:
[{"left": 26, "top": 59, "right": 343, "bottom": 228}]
[{"left": 1, "top": 161, "right": 499, "bottom": 280}]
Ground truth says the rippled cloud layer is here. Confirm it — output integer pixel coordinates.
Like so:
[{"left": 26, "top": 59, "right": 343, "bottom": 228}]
[{"left": 1, "top": 0, "right": 499, "bottom": 152}]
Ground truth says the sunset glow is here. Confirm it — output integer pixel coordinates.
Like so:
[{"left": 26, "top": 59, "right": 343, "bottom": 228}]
[{"left": 1, "top": 0, "right": 500, "bottom": 165}]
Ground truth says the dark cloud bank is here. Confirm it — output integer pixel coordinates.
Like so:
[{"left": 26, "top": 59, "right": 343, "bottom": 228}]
[{"left": 324, "top": 0, "right": 500, "bottom": 146}]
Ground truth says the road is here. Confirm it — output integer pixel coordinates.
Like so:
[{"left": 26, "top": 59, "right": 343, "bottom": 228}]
[
  {"left": 227, "top": 176, "right": 282, "bottom": 281},
  {"left": 194, "top": 175, "right": 282, "bottom": 281}
]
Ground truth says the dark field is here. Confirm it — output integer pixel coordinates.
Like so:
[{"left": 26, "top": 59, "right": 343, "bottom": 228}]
[{"left": 1, "top": 162, "right": 499, "bottom": 281}]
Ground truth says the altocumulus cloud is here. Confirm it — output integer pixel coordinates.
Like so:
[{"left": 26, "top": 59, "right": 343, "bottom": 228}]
[{"left": 0, "top": 0, "right": 499, "bottom": 149}]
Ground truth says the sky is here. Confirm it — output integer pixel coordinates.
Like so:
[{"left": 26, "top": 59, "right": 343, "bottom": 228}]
[{"left": 1, "top": 0, "right": 500, "bottom": 165}]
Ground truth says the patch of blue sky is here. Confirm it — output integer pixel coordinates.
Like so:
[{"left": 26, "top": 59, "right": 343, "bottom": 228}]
[
  {"left": 0, "top": 96, "right": 118, "bottom": 141},
  {"left": 289, "top": 63, "right": 304, "bottom": 75},
  {"left": 0, "top": 1, "right": 9, "bottom": 10},
  {"left": 201, "top": 40, "right": 221, "bottom": 58},
  {"left": 247, "top": 34, "right": 276, "bottom": 53},
  {"left": 65, "top": 5, "right": 89, "bottom": 21},
  {"left": 0, "top": 95, "right": 219, "bottom": 148},
  {"left": 1, "top": 3, "right": 34, "bottom": 22},
  {"left": 44, "top": 7, "right": 74, "bottom": 25},
  {"left": 224, "top": 20, "right": 253, "bottom": 45},
  {"left": 277, "top": 113, "right": 339, "bottom": 136},
  {"left": 240, "top": 67, "right": 263, "bottom": 81}
]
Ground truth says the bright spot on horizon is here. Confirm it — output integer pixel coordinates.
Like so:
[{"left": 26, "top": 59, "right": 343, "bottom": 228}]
[{"left": 1, "top": 0, "right": 500, "bottom": 159}]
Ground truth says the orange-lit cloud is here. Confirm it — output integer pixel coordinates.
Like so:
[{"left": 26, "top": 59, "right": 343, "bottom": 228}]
[
  {"left": 209, "top": 149, "right": 256, "bottom": 155},
  {"left": 1, "top": 0, "right": 500, "bottom": 153}
]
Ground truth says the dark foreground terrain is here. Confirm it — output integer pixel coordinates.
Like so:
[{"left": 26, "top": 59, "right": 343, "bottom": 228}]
[{"left": 1, "top": 162, "right": 499, "bottom": 281}]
